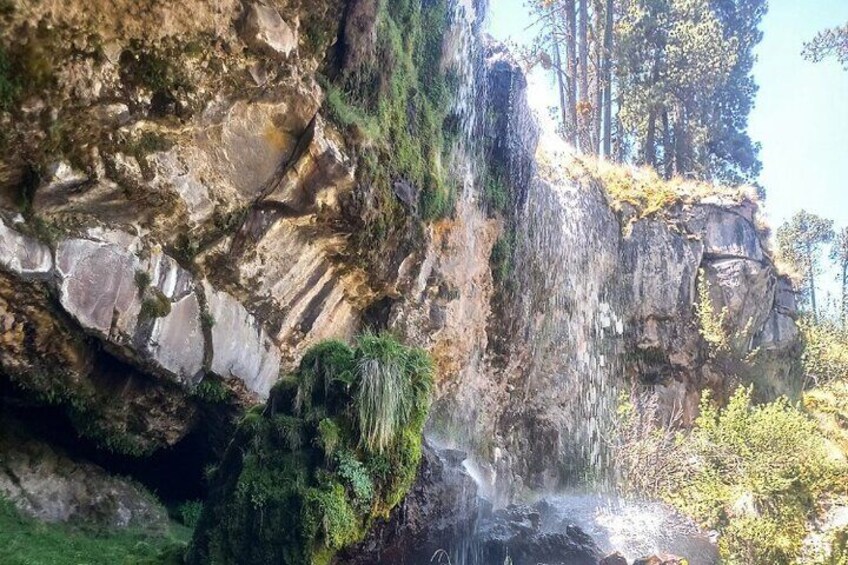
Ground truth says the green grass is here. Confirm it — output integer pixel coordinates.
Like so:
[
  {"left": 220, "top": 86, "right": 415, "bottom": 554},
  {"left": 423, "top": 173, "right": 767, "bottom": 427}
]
[{"left": 0, "top": 498, "right": 190, "bottom": 565}]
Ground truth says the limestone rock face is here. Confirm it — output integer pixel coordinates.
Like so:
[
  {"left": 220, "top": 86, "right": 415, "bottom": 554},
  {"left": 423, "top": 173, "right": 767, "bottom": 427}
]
[
  {"left": 204, "top": 282, "right": 281, "bottom": 398},
  {"left": 0, "top": 418, "right": 169, "bottom": 530},
  {"left": 0, "top": 217, "right": 53, "bottom": 278}
]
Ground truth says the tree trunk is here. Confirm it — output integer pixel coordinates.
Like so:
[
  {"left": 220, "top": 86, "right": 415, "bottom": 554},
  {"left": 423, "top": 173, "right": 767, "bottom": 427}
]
[
  {"left": 662, "top": 108, "right": 672, "bottom": 179},
  {"left": 551, "top": 7, "right": 570, "bottom": 137},
  {"left": 593, "top": 2, "right": 603, "bottom": 154},
  {"left": 809, "top": 255, "right": 818, "bottom": 322},
  {"left": 602, "top": 0, "right": 613, "bottom": 157},
  {"left": 646, "top": 109, "right": 657, "bottom": 168},
  {"left": 578, "top": 0, "right": 589, "bottom": 151},
  {"left": 565, "top": 0, "right": 578, "bottom": 147}
]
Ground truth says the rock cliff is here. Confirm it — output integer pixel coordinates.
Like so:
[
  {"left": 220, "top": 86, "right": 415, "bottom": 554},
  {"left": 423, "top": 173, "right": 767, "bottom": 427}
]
[{"left": 0, "top": 0, "right": 799, "bottom": 523}]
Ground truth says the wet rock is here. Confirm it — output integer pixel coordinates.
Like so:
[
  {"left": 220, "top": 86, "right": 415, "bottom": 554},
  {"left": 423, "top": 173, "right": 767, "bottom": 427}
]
[
  {"left": 475, "top": 504, "right": 601, "bottom": 565},
  {"left": 240, "top": 3, "right": 298, "bottom": 60},
  {"left": 41, "top": 161, "right": 89, "bottom": 193},
  {"left": 0, "top": 217, "right": 52, "bottom": 278},
  {"left": 633, "top": 555, "right": 687, "bottom": 565},
  {"left": 0, "top": 415, "right": 169, "bottom": 530},
  {"left": 600, "top": 552, "right": 629, "bottom": 565},
  {"left": 392, "top": 178, "right": 419, "bottom": 211},
  {"left": 203, "top": 282, "right": 281, "bottom": 398},
  {"left": 338, "top": 442, "right": 480, "bottom": 565}
]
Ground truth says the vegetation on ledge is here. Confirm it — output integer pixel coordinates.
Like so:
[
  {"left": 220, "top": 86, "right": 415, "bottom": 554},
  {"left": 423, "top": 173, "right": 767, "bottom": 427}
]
[
  {"left": 564, "top": 155, "right": 755, "bottom": 222},
  {"left": 186, "top": 333, "right": 434, "bottom": 565}
]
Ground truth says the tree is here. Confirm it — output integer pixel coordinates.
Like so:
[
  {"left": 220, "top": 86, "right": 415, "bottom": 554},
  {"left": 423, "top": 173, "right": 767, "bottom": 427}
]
[
  {"left": 776, "top": 211, "right": 835, "bottom": 321},
  {"left": 803, "top": 22, "right": 848, "bottom": 69},
  {"left": 831, "top": 227, "right": 848, "bottom": 328}
]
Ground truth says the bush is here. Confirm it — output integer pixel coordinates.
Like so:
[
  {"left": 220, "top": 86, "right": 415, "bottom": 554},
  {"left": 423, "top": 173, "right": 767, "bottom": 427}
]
[
  {"left": 186, "top": 333, "right": 434, "bottom": 565},
  {"left": 617, "top": 387, "right": 847, "bottom": 564},
  {"left": 801, "top": 318, "right": 848, "bottom": 388},
  {"left": 177, "top": 501, "right": 204, "bottom": 529}
]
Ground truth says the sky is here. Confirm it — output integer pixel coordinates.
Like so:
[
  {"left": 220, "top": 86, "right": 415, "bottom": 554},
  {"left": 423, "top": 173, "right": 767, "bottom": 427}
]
[{"left": 487, "top": 0, "right": 848, "bottom": 304}]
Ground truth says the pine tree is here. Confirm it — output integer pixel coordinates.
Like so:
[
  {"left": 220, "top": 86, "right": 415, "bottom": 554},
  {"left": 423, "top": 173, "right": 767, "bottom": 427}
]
[{"left": 777, "top": 211, "right": 835, "bottom": 321}]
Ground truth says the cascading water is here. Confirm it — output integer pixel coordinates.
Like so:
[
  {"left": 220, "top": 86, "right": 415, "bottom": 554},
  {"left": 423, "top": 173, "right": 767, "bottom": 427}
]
[{"left": 406, "top": 2, "right": 722, "bottom": 563}]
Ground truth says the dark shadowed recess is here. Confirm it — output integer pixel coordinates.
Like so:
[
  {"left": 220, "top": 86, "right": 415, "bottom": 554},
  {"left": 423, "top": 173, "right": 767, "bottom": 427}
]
[{"left": 0, "top": 375, "right": 215, "bottom": 504}]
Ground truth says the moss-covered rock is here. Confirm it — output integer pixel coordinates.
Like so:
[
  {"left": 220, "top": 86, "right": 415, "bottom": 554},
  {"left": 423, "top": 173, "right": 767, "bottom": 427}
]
[{"left": 186, "top": 333, "right": 433, "bottom": 565}]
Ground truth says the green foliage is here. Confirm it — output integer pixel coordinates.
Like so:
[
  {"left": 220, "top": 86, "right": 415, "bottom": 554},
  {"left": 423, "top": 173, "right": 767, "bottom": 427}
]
[
  {"left": 801, "top": 317, "right": 848, "bottom": 388},
  {"left": 355, "top": 332, "right": 433, "bottom": 453},
  {"left": 619, "top": 387, "right": 846, "bottom": 564},
  {"left": 140, "top": 289, "right": 172, "bottom": 320},
  {"left": 491, "top": 228, "right": 517, "bottom": 284},
  {"left": 177, "top": 501, "right": 204, "bottom": 529},
  {"left": 187, "top": 334, "right": 434, "bottom": 565},
  {"left": 0, "top": 497, "right": 190, "bottom": 565},
  {"left": 134, "top": 270, "right": 151, "bottom": 293},
  {"left": 324, "top": 0, "right": 456, "bottom": 222},
  {"left": 803, "top": 22, "right": 848, "bottom": 69},
  {"left": 482, "top": 172, "right": 509, "bottom": 215},
  {"left": 695, "top": 268, "right": 729, "bottom": 352},
  {"left": 0, "top": 45, "right": 20, "bottom": 111},
  {"left": 193, "top": 378, "right": 231, "bottom": 404},
  {"left": 777, "top": 210, "right": 835, "bottom": 317}
]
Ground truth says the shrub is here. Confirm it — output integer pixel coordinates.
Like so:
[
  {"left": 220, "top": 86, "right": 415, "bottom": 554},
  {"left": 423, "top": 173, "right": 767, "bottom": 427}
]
[
  {"left": 801, "top": 317, "right": 848, "bottom": 388},
  {"left": 186, "top": 333, "right": 434, "bottom": 565},
  {"left": 177, "top": 501, "right": 204, "bottom": 529},
  {"left": 617, "top": 387, "right": 847, "bottom": 564}
]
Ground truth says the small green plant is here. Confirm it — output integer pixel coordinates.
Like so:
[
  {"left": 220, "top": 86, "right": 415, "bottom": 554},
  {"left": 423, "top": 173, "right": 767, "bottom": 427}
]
[
  {"left": 176, "top": 500, "right": 204, "bottom": 529},
  {"left": 695, "top": 268, "right": 729, "bottom": 352},
  {"left": 135, "top": 270, "right": 151, "bottom": 293},
  {"left": 491, "top": 228, "right": 516, "bottom": 284},
  {"left": 200, "top": 310, "right": 215, "bottom": 330},
  {"left": 140, "top": 289, "right": 172, "bottom": 319},
  {"left": 193, "top": 378, "right": 230, "bottom": 404},
  {"left": 483, "top": 173, "right": 509, "bottom": 215},
  {"left": 0, "top": 45, "right": 20, "bottom": 111}
]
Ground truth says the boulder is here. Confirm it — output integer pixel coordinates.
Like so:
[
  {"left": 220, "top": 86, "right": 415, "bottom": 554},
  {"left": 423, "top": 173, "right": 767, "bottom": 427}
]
[
  {"left": 0, "top": 416, "right": 169, "bottom": 530},
  {"left": 55, "top": 237, "right": 143, "bottom": 341},
  {"left": 338, "top": 443, "right": 480, "bottom": 565},
  {"left": 474, "top": 504, "right": 601, "bottom": 565},
  {"left": 240, "top": 4, "right": 298, "bottom": 60}
]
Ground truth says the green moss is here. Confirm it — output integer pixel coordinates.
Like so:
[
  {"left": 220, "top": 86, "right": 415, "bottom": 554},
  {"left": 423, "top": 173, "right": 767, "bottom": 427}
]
[
  {"left": 135, "top": 270, "right": 151, "bottom": 293},
  {"left": 176, "top": 501, "right": 204, "bottom": 529},
  {"left": 491, "top": 227, "right": 516, "bottom": 284},
  {"left": 324, "top": 0, "right": 456, "bottom": 236},
  {"left": 483, "top": 172, "right": 510, "bottom": 215},
  {"left": 0, "top": 497, "right": 190, "bottom": 565},
  {"left": 193, "top": 378, "right": 231, "bottom": 405},
  {"left": 140, "top": 289, "right": 172, "bottom": 320},
  {"left": 187, "top": 333, "right": 434, "bottom": 565},
  {"left": 0, "top": 45, "right": 19, "bottom": 111}
]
